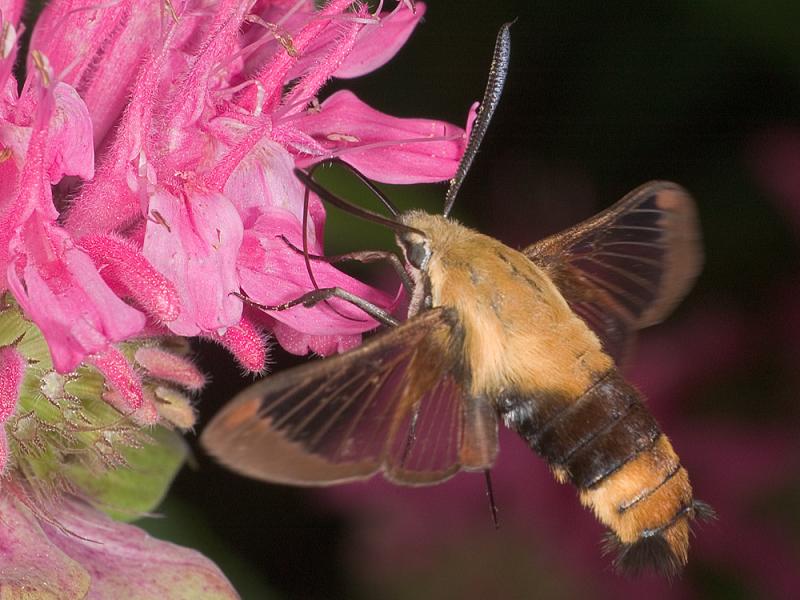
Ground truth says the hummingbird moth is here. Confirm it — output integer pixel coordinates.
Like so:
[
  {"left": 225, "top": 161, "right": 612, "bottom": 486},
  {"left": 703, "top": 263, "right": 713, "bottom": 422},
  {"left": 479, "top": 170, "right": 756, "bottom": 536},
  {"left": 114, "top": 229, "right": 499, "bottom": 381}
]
[{"left": 202, "top": 23, "right": 711, "bottom": 576}]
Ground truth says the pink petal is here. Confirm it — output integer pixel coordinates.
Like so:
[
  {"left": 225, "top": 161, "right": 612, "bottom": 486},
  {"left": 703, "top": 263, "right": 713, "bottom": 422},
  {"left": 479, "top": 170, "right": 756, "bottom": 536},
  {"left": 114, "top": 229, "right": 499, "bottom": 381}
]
[
  {"left": 223, "top": 137, "right": 325, "bottom": 233},
  {"left": 0, "top": 344, "right": 24, "bottom": 422},
  {"left": 87, "top": 346, "right": 153, "bottom": 424},
  {"left": 159, "top": 0, "right": 248, "bottom": 141},
  {"left": 143, "top": 188, "right": 243, "bottom": 336},
  {"left": 0, "top": 0, "right": 24, "bottom": 27},
  {"left": 204, "top": 316, "right": 268, "bottom": 373},
  {"left": 29, "top": 0, "right": 163, "bottom": 147},
  {"left": 293, "top": 90, "right": 466, "bottom": 183},
  {"left": 272, "top": 320, "right": 362, "bottom": 356},
  {"left": 135, "top": 346, "right": 206, "bottom": 390},
  {"left": 49, "top": 498, "right": 239, "bottom": 599},
  {"left": 0, "top": 493, "right": 91, "bottom": 599},
  {"left": 280, "top": 5, "right": 367, "bottom": 117},
  {"left": 237, "top": 209, "right": 392, "bottom": 354},
  {"left": 46, "top": 82, "right": 94, "bottom": 182},
  {"left": 7, "top": 216, "right": 146, "bottom": 373},
  {"left": 63, "top": 5, "right": 181, "bottom": 238},
  {"left": 334, "top": 2, "right": 426, "bottom": 78},
  {"left": 0, "top": 345, "right": 25, "bottom": 473},
  {"left": 0, "top": 492, "right": 238, "bottom": 599},
  {"left": 0, "top": 16, "right": 19, "bottom": 103},
  {"left": 78, "top": 234, "right": 181, "bottom": 323},
  {"left": 237, "top": 0, "right": 358, "bottom": 114}
]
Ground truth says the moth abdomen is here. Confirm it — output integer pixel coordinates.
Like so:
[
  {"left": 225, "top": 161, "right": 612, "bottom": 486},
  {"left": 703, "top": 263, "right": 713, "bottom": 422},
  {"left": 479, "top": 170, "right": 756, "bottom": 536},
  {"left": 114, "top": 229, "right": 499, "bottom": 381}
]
[{"left": 499, "top": 369, "right": 710, "bottom": 576}]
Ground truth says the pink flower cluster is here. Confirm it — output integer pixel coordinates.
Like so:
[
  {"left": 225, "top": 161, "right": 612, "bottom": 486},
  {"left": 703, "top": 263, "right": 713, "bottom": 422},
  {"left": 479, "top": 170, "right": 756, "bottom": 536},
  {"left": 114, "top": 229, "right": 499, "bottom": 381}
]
[{"left": 0, "top": 0, "right": 468, "bottom": 417}]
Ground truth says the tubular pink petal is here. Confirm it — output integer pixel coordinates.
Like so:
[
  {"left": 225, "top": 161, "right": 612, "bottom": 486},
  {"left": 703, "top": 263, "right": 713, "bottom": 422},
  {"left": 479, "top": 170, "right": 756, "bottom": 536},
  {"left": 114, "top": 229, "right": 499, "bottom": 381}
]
[
  {"left": 334, "top": 2, "right": 425, "bottom": 78},
  {"left": 0, "top": 82, "right": 59, "bottom": 258},
  {"left": 29, "top": 0, "right": 163, "bottom": 147},
  {"left": 293, "top": 89, "right": 467, "bottom": 183},
  {"left": 0, "top": 345, "right": 23, "bottom": 472},
  {"left": 8, "top": 217, "right": 146, "bottom": 373},
  {"left": 0, "top": 14, "right": 20, "bottom": 93},
  {"left": 142, "top": 188, "right": 243, "bottom": 336},
  {"left": 280, "top": 4, "right": 367, "bottom": 117},
  {"left": 239, "top": 0, "right": 358, "bottom": 113},
  {"left": 0, "top": 345, "right": 25, "bottom": 421},
  {"left": 163, "top": 0, "right": 249, "bottom": 138},
  {"left": 135, "top": 346, "right": 206, "bottom": 390},
  {"left": 205, "top": 317, "right": 268, "bottom": 373},
  {"left": 78, "top": 234, "right": 181, "bottom": 323},
  {"left": 63, "top": 15, "right": 182, "bottom": 238},
  {"left": 88, "top": 346, "right": 144, "bottom": 413}
]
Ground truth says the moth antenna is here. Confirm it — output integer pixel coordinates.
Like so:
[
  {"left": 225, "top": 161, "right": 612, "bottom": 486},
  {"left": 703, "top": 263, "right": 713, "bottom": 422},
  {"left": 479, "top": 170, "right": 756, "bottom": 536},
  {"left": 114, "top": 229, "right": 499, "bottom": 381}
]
[
  {"left": 294, "top": 168, "right": 425, "bottom": 237},
  {"left": 484, "top": 469, "right": 500, "bottom": 529},
  {"left": 312, "top": 158, "right": 401, "bottom": 217},
  {"left": 443, "top": 21, "right": 513, "bottom": 217}
]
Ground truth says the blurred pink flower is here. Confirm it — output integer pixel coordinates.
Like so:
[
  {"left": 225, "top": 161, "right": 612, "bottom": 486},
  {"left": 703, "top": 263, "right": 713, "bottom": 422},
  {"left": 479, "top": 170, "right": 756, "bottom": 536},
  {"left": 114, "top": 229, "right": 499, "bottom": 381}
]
[
  {"left": 0, "top": 485, "right": 237, "bottom": 599},
  {"left": 750, "top": 126, "right": 800, "bottom": 236},
  {"left": 319, "top": 305, "right": 800, "bottom": 599}
]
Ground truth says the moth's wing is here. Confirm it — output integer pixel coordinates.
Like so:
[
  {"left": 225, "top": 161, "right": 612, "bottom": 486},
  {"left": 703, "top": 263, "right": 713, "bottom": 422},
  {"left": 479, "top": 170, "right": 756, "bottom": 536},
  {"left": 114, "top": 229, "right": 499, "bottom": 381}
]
[
  {"left": 201, "top": 308, "right": 489, "bottom": 486},
  {"left": 385, "top": 374, "right": 464, "bottom": 484},
  {"left": 524, "top": 181, "right": 702, "bottom": 363}
]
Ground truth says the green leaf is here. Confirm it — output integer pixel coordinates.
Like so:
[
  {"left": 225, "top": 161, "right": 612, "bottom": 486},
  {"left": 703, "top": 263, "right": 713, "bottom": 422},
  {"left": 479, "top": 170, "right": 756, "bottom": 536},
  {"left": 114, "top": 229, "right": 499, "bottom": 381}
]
[{"left": 67, "top": 427, "right": 188, "bottom": 521}]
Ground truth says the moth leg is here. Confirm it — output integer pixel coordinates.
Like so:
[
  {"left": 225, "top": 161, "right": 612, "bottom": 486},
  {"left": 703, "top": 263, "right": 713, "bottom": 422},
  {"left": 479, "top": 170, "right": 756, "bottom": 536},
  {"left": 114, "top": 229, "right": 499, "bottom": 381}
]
[
  {"left": 278, "top": 234, "right": 413, "bottom": 293},
  {"left": 484, "top": 470, "right": 500, "bottom": 529},
  {"left": 236, "top": 288, "right": 399, "bottom": 328},
  {"left": 399, "top": 402, "right": 423, "bottom": 467}
]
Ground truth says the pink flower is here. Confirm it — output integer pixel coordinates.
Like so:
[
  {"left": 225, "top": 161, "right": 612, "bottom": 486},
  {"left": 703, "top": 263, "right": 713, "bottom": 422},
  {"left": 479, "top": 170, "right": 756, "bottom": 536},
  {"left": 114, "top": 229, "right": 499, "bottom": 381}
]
[
  {"left": 0, "top": 0, "right": 470, "bottom": 595},
  {"left": 0, "top": 345, "right": 24, "bottom": 474},
  {"left": 0, "top": 485, "right": 237, "bottom": 599},
  {"left": 0, "top": 0, "right": 473, "bottom": 595},
  {"left": 1, "top": 0, "right": 468, "bottom": 406},
  {"left": 51, "top": 0, "right": 466, "bottom": 360}
]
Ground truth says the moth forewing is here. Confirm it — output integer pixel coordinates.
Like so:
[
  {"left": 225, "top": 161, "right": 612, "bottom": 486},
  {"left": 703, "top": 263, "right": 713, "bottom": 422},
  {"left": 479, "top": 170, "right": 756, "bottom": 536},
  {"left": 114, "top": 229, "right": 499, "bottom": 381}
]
[{"left": 201, "top": 308, "right": 490, "bottom": 487}]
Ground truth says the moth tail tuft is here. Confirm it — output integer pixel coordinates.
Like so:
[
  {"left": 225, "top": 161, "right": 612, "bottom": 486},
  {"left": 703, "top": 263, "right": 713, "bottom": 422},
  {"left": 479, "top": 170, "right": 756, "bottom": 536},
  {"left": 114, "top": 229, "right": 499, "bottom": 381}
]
[
  {"left": 602, "top": 499, "right": 715, "bottom": 578},
  {"left": 604, "top": 533, "right": 683, "bottom": 578},
  {"left": 691, "top": 499, "right": 716, "bottom": 523}
]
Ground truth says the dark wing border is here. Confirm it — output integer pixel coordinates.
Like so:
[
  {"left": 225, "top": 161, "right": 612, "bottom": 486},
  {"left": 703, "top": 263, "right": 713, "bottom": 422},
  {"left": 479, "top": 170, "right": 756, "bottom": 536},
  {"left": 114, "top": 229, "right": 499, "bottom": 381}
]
[{"left": 524, "top": 181, "right": 702, "bottom": 363}]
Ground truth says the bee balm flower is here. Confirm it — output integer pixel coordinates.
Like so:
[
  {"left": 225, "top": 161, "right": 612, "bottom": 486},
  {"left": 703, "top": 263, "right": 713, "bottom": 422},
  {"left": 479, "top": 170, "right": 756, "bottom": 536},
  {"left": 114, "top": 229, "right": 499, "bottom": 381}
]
[{"left": 0, "top": 0, "right": 468, "bottom": 596}]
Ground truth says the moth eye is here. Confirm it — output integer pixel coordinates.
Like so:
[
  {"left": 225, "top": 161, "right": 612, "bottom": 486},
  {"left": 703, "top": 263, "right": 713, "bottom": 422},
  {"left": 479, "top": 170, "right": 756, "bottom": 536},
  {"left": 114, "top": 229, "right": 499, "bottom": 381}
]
[{"left": 404, "top": 240, "right": 430, "bottom": 269}]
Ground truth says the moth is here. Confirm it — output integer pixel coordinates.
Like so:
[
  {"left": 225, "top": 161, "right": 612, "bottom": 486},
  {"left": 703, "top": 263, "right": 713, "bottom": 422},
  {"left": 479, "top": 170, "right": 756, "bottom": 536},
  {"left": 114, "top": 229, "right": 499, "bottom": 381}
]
[{"left": 202, "top": 24, "right": 711, "bottom": 575}]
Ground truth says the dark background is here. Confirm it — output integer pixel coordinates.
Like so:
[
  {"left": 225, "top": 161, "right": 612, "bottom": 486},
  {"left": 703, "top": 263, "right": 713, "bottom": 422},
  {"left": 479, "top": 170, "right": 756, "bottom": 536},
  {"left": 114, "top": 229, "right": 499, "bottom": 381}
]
[{"left": 141, "top": 2, "right": 800, "bottom": 599}]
